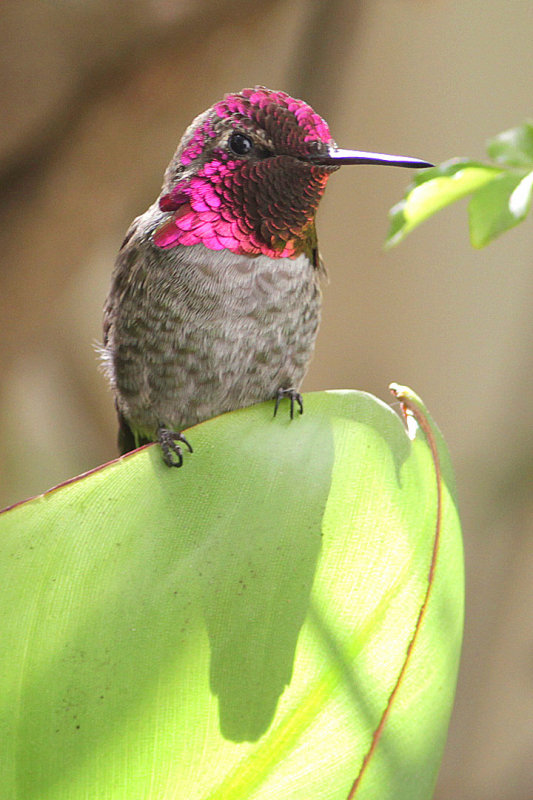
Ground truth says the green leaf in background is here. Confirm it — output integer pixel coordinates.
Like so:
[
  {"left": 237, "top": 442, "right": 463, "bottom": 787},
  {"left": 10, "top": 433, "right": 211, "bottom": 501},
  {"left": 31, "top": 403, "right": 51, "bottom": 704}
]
[
  {"left": 386, "top": 159, "right": 501, "bottom": 247},
  {"left": 386, "top": 120, "right": 533, "bottom": 249},
  {"left": 0, "top": 390, "right": 464, "bottom": 800},
  {"left": 486, "top": 120, "right": 533, "bottom": 167},
  {"left": 469, "top": 170, "right": 533, "bottom": 247}
]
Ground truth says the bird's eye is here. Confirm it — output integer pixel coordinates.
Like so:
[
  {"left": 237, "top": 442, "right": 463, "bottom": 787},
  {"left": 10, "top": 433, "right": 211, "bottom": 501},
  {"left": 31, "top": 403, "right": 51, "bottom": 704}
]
[{"left": 228, "top": 132, "right": 253, "bottom": 156}]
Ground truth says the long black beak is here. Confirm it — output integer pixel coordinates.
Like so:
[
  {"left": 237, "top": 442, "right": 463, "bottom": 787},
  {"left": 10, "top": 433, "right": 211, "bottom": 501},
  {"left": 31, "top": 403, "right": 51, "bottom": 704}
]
[{"left": 318, "top": 146, "right": 433, "bottom": 169}]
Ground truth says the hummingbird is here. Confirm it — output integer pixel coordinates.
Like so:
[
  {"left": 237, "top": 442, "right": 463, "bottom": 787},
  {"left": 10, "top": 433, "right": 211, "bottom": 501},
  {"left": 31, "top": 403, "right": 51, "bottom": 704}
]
[{"left": 102, "top": 86, "right": 431, "bottom": 467}]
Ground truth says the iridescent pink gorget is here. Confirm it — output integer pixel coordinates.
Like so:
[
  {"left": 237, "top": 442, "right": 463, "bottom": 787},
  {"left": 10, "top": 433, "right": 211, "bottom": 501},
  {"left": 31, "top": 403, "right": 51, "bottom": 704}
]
[{"left": 153, "top": 87, "right": 335, "bottom": 259}]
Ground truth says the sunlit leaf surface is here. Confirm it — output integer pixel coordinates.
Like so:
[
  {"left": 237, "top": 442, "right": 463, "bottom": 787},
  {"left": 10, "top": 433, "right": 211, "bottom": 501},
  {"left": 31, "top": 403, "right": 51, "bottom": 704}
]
[
  {"left": 469, "top": 170, "right": 533, "bottom": 247},
  {"left": 386, "top": 160, "right": 501, "bottom": 247},
  {"left": 387, "top": 122, "right": 533, "bottom": 249},
  {"left": 0, "top": 390, "right": 463, "bottom": 800}
]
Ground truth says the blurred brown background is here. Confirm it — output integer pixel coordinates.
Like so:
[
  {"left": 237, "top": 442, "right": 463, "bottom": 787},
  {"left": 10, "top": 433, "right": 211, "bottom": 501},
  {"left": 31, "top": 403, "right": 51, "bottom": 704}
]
[{"left": 1, "top": 1, "right": 532, "bottom": 797}]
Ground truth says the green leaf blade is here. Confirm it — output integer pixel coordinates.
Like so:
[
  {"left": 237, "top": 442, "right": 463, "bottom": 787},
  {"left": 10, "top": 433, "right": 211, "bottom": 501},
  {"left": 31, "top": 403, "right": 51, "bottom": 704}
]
[
  {"left": 386, "top": 160, "right": 502, "bottom": 247},
  {"left": 486, "top": 120, "right": 533, "bottom": 167},
  {"left": 0, "top": 391, "right": 464, "bottom": 799},
  {"left": 468, "top": 169, "right": 533, "bottom": 247}
]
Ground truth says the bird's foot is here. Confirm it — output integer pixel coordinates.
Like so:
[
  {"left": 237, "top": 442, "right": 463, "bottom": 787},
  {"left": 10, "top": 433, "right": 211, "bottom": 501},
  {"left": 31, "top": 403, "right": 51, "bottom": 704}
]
[
  {"left": 157, "top": 426, "right": 193, "bottom": 468},
  {"left": 273, "top": 387, "right": 304, "bottom": 420}
]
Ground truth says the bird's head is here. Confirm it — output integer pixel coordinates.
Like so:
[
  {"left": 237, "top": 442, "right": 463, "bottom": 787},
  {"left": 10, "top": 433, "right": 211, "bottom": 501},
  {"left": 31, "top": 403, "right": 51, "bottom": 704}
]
[{"left": 154, "top": 87, "right": 431, "bottom": 259}]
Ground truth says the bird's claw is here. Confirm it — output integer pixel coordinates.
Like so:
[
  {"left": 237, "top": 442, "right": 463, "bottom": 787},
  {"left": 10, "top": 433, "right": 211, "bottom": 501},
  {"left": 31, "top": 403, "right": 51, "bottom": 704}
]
[
  {"left": 157, "top": 426, "right": 193, "bottom": 468},
  {"left": 273, "top": 388, "right": 304, "bottom": 419}
]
